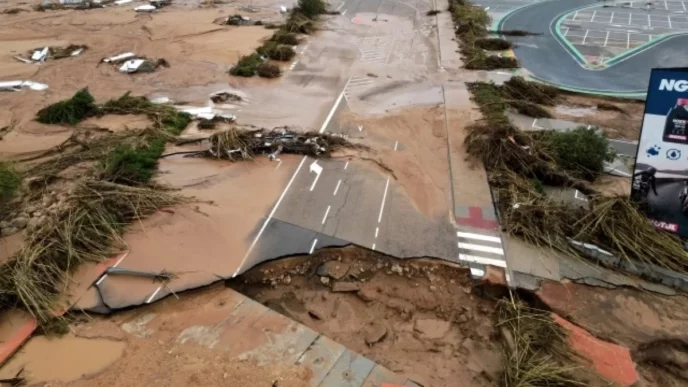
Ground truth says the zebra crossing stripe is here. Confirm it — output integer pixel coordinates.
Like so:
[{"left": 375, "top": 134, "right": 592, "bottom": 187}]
[
  {"left": 458, "top": 242, "right": 503, "bottom": 255},
  {"left": 459, "top": 254, "right": 507, "bottom": 268},
  {"left": 457, "top": 231, "right": 501, "bottom": 243}
]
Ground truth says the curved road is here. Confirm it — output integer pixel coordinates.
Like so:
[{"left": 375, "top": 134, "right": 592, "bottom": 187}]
[{"left": 498, "top": 0, "right": 688, "bottom": 95}]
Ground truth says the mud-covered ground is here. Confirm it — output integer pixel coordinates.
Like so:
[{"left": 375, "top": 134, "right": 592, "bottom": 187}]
[
  {"left": 551, "top": 94, "right": 645, "bottom": 141},
  {"left": 229, "top": 247, "right": 504, "bottom": 387}
]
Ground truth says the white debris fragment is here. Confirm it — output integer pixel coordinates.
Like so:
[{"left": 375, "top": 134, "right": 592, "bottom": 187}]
[
  {"left": 0, "top": 81, "right": 48, "bottom": 92},
  {"left": 13, "top": 56, "right": 33, "bottom": 64},
  {"left": 134, "top": 4, "right": 157, "bottom": 12},
  {"left": 104, "top": 52, "right": 135, "bottom": 63},
  {"left": 279, "top": 5, "right": 288, "bottom": 13},
  {"left": 119, "top": 59, "right": 146, "bottom": 73},
  {"left": 31, "top": 47, "right": 49, "bottom": 62},
  {"left": 114, "top": 0, "right": 132, "bottom": 4},
  {"left": 71, "top": 48, "right": 84, "bottom": 56},
  {"left": 150, "top": 96, "right": 171, "bottom": 104}
]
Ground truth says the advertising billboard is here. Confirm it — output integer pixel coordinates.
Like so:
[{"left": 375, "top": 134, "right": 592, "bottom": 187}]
[{"left": 632, "top": 68, "right": 688, "bottom": 238}]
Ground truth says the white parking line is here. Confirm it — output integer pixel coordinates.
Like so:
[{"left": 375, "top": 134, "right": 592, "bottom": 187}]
[
  {"left": 590, "top": 10, "right": 597, "bottom": 22},
  {"left": 321, "top": 205, "right": 331, "bottom": 224},
  {"left": 609, "top": 12, "right": 615, "bottom": 23},
  {"left": 458, "top": 242, "right": 504, "bottom": 255},
  {"left": 648, "top": 13, "right": 652, "bottom": 27},
  {"left": 95, "top": 251, "right": 130, "bottom": 285},
  {"left": 375, "top": 227, "right": 379, "bottom": 238},
  {"left": 470, "top": 267, "right": 485, "bottom": 277},
  {"left": 572, "top": 10, "right": 578, "bottom": 20},
  {"left": 628, "top": 13, "right": 632, "bottom": 25},
  {"left": 604, "top": 31, "right": 610, "bottom": 46},
  {"left": 309, "top": 239, "right": 318, "bottom": 254},
  {"left": 377, "top": 178, "right": 390, "bottom": 223},
  {"left": 275, "top": 160, "right": 282, "bottom": 169},
  {"left": 333, "top": 179, "right": 342, "bottom": 195},
  {"left": 669, "top": 15, "right": 673, "bottom": 28},
  {"left": 146, "top": 285, "right": 163, "bottom": 304},
  {"left": 372, "top": 243, "right": 376, "bottom": 250},
  {"left": 393, "top": 141, "right": 398, "bottom": 151},
  {"left": 457, "top": 231, "right": 501, "bottom": 243},
  {"left": 627, "top": 32, "right": 630, "bottom": 48},
  {"left": 683, "top": 1, "right": 686, "bottom": 11},
  {"left": 344, "top": 161, "right": 349, "bottom": 170},
  {"left": 581, "top": 29, "right": 590, "bottom": 44}
]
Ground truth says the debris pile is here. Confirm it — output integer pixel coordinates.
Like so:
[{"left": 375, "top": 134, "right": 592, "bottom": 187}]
[
  {"left": 15, "top": 44, "right": 87, "bottom": 64},
  {"left": 102, "top": 52, "right": 170, "bottom": 74},
  {"left": 176, "top": 128, "right": 357, "bottom": 161},
  {"left": 0, "top": 80, "right": 49, "bottom": 92}
]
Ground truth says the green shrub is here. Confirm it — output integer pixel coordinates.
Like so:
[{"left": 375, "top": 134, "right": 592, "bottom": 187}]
[
  {"left": 229, "top": 53, "right": 263, "bottom": 77},
  {"left": 0, "top": 162, "right": 20, "bottom": 202},
  {"left": 36, "top": 88, "right": 96, "bottom": 125},
  {"left": 162, "top": 111, "right": 191, "bottom": 135},
  {"left": 296, "top": 0, "right": 326, "bottom": 19},
  {"left": 546, "top": 127, "right": 616, "bottom": 180},
  {"left": 465, "top": 49, "right": 518, "bottom": 70},
  {"left": 270, "top": 31, "right": 299, "bottom": 45},
  {"left": 259, "top": 43, "right": 296, "bottom": 61},
  {"left": 475, "top": 37, "right": 512, "bottom": 51},
  {"left": 101, "top": 138, "right": 165, "bottom": 185},
  {"left": 257, "top": 63, "right": 282, "bottom": 78},
  {"left": 452, "top": 2, "right": 490, "bottom": 37}
]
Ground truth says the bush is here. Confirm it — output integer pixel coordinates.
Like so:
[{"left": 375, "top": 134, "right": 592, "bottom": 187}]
[
  {"left": 546, "top": 127, "right": 616, "bottom": 180},
  {"left": 491, "top": 29, "right": 540, "bottom": 36},
  {"left": 257, "top": 63, "right": 281, "bottom": 78},
  {"left": 508, "top": 101, "right": 552, "bottom": 118},
  {"left": 465, "top": 49, "right": 518, "bottom": 70},
  {"left": 101, "top": 138, "right": 165, "bottom": 185},
  {"left": 270, "top": 31, "right": 299, "bottom": 45},
  {"left": 284, "top": 13, "right": 316, "bottom": 34},
  {"left": 475, "top": 37, "right": 512, "bottom": 50},
  {"left": 296, "top": 0, "right": 326, "bottom": 19},
  {"left": 229, "top": 53, "right": 263, "bottom": 77},
  {"left": 36, "top": 88, "right": 96, "bottom": 125},
  {"left": 0, "top": 162, "right": 20, "bottom": 202},
  {"left": 502, "top": 76, "right": 559, "bottom": 105},
  {"left": 452, "top": 2, "right": 490, "bottom": 37},
  {"left": 257, "top": 42, "right": 296, "bottom": 61}
]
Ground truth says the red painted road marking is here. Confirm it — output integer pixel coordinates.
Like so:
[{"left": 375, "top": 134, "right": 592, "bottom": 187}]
[{"left": 456, "top": 207, "right": 498, "bottom": 231}]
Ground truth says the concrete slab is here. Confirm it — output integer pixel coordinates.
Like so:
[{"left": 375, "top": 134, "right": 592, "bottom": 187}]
[
  {"left": 319, "top": 349, "right": 376, "bottom": 387},
  {"left": 297, "top": 335, "right": 348, "bottom": 386}
]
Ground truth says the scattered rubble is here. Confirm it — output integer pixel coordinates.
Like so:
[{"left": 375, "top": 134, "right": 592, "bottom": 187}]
[
  {"left": 15, "top": 45, "right": 87, "bottom": 64},
  {"left": 101, "top": 53, "right": 169, "bottom": 74},
  {"left": 172, "top": 127, "right": 359, "bottom": 162},
  {"left": 0, "top": 80, "right": 49, "bottom": 92}
]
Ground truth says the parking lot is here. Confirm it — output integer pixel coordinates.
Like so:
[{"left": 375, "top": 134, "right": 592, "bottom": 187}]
[{"left": 559, "top": 2, "right": 688, "bottom": 64}]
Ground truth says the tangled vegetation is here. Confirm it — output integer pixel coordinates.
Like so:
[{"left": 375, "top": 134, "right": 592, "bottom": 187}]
[
  {"left": 257, "top": 62, "right": 282, "bottom": 78},
  {"left": 36, "top": 88, "right": 96, "bottom": 125},
  {"left": 465, "top": 77, "right": 688, "bottom": 275},
  {"left": 230, "top": 0, "right": 328, "bottom": 77},
  {"left": 498, "top": 296, "right": 583, "bottom": 386},
  {"left": 0, "top": 162, "right": 21, "bottom": 203},
  {"left": 449, "top": 0, "right": 518, "bottom": 69},
  {"left": 475, "top": 37, "right": 512, "bottom": 51}
]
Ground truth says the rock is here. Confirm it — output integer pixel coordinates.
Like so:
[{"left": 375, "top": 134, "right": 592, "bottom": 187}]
[
  {"left": 319, "top": 276, "right": 330, "bottom": 285},
  {"left": 332, "top": 281, "right": 361, "bottom": 293},
  {"left": 357, "top": 287, "right": 376, "bottom": 302},
  {"left": 457, "top": 313, "right": 470, "bottom": 324},
  {"left": 26, "top": 217, "right": 40, "bottom": 230},
  {"left": 1, "top": 227, "right": 18, "bottom": 236},
  {"left": 32, "top": 211, "right": 42, "bottom": 218},
  {"left": 0, "top": 221, "right": 9, "bottom": 229},
  {"left": 283, "top": 275, "right": 291, "bottom": 285},
  {"left": 315, "top": 261, "right": 350, "bottom": 280},
  {"left": 10, "top": 216, "right": 28, "bottom": 229},
  {"left": 42, "top": 195, "right": 53, "bottom": 207},
  {"left": 429, "top": 285, "right": 437, "bottom": 292},
  {"left": 364, "top": 323, "right": 387, "bottom": 346},
  {"left": 414, "top": 319, "right": 452, "bottom": 339},
  {"left": 390, "top": 264, "right": 403, "bottom": 275},
  {"left": 376, "top": 262, "right": 384, "bottom": 269}
]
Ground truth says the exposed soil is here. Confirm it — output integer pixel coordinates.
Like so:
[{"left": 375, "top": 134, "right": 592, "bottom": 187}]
[
  {"left": 551, "top": 94, "right": 645, "bottom": 141},
  {"left": 536, "top": 279, "right": 688, "bottom": 387},
  {"left": 229, "top": 246, "right": 504, "bottom": 387}
]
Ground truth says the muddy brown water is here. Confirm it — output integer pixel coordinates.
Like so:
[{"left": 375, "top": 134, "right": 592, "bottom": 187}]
[{"left": 0, "top": 334, "right": 125, "bottom": 383}]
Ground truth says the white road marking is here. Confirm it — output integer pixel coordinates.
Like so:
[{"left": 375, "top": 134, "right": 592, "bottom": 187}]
[
  {"left": 683, "top": 1, "right": 686, "bottom": 11},
  {"left": 377, "top": 178, "right": 390, "bottom": 223},
  {"left": 146, "top": 285, "right": 163, "bottom": 304},
  {"left": 531, "top": 118, "right": 543, "bottom": 129},
  {"left": 232, "top": 87, "right": 348, "bottom": 277},
  {"left": 574, "top": 190, "right": 589, "bottom": 201},
  {"left": 309, "top": 239, "right": 318, "bottom": 254},
  {"left": 669, "top": 15, "right": 673, "bottom": 28},
  {"left": 572, "top": 10, "right": 578, "bottom": 20},
  {"left": 275, "top": 160, "right": 282, "bottom": 169},
  {"left": 610, "top": 11, "right": 615, "bottom": 24},
  {"left": 457, "top": 232, "right": 501, "bottom": 243},
  {"left": 604, "top": 31, "right": 610, "bottom": 47},
  {"left": 333, "top": 179, "right": 342, "bottom": 195},
  {"left": 458, "top": 242, "right": 504, "bottom": 255},
  {"left": 321, "top": 205, "right": 331, "bottom": 224},
  {"left": 648, "top": 13, "right": 651, "bottom": 27},
  {"left": 628, "top": 13, "right": 632, "bottom": 25},
  {"left": 358, "top": 125, "right": 363, "bottom": 131},
  {"left": 335, "top": 1, "right": 344, "bottom": 11},
  {"left": 627, "top": 32, "right": 630, "bottom": 48},
  {"left": 375, "top": 227, "right": 379, "bottom": 238},
  {"left": 344, "top": 161, "right": 349, "bottom": 170},
  {"left": 590, "top": 10, "right": 597, "bottom": 22},
  {"left": 341, "top": 9, "right": 346, "bottom": 16},
  {"left": 372, "top": 243, "right": 376, "bottom": 250},
  {"left": 309, "top": 160, "right": 323, "bottom": 191},
  {"left": 470, "top": 267, "right": 485, "bottom": 277},
  {"left": 393, "top": 141, "right": 398, "bottom": 151},
  {"left": 459, "top": 254, "right": 507, "bottom": 268},
  {"left": 95, "top": 251, "right": 130, "bottom": 285}
]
